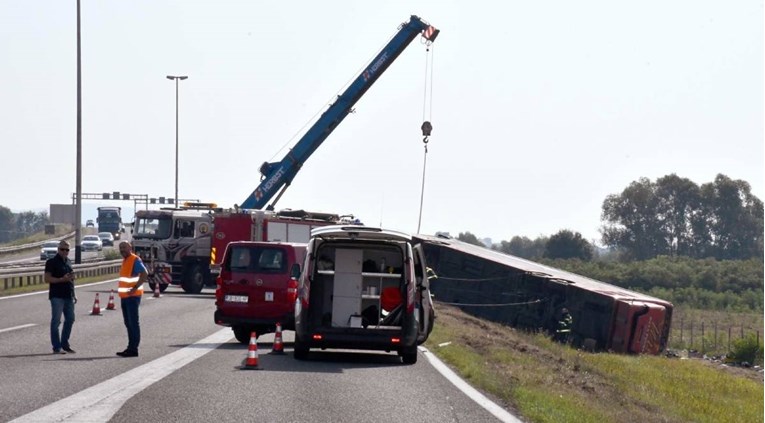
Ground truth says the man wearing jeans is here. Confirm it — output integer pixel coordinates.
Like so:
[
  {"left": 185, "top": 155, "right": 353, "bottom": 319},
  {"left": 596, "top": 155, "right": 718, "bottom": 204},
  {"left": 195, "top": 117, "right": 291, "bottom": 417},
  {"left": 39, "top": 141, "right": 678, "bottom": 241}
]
[
  {"left": 44, "top": 240, "right": 77, "bottom": 354},
  {"left": 116, "top": 241, "right": 147, "bottom": 357}
]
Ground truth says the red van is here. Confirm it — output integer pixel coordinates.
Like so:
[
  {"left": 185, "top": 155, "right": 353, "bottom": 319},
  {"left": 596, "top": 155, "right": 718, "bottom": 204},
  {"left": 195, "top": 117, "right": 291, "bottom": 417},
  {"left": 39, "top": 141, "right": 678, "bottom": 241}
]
[{"left": 214, "top": 241, "right": 307, "bottom": 343}]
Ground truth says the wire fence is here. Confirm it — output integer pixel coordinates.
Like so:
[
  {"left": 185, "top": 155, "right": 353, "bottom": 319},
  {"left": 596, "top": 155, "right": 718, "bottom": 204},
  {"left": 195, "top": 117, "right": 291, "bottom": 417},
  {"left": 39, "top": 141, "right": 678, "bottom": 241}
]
[{"left": 668, "top": 319, "right": 761, "bottom": 356}]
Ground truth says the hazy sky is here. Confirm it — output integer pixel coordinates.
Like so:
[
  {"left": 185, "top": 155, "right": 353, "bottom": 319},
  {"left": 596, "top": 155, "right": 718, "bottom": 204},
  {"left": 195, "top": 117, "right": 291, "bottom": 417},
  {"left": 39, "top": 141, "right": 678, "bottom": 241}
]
[{"left": 1, "top": 1, "right": 762, "bottom": 245}]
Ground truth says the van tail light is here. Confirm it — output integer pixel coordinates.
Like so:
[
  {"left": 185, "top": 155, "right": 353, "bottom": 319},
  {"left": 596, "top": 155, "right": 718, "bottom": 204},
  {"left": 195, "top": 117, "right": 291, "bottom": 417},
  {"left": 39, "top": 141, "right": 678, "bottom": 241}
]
[
  {"left": 287, "top": 277, "right": 298, "bottom": 304},
  {"left": 215, "top": 275, "right": 223, "bottom": 304},
  {"left": 391, "top": 337, "right": 401, "bottom": 344}
]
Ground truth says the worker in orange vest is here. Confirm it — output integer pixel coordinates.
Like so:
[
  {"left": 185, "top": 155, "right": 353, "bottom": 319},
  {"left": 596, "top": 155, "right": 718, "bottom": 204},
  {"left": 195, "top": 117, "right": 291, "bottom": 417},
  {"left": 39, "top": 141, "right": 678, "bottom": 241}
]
[{"left": 116, "top": 241, "right": 148, "bottom": 357}]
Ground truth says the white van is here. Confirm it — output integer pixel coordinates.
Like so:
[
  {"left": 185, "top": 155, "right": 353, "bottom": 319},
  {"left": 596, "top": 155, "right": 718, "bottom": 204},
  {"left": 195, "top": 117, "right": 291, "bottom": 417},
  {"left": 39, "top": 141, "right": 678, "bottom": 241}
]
[{"left": 294, "top": 225, "right": 435, "bottom": 364}]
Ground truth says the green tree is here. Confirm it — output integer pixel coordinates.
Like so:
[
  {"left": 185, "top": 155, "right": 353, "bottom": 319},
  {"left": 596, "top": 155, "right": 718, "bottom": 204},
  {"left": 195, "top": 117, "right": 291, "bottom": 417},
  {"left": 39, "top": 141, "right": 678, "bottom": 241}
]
[
  {"left": 601, "top": 174, "right": 763, "bottom": 260},
  {"left": 655, "top": 174, "right": 700, "bottom": 257},
  {"left": 457, "top": 231, "right": 485, "bottom": 247},
  {"left": 544, "top": 229, "right": 593, "bottom": 260},
  {"left": 601, "top": 177, "right": 667, "bottom": 260},
  {"left": 0, "top": 205, "right": 13, "bottom": 243},
  {"left": 494, "top": 235, "right": 547, "bottom": 259},
  {"left": 700, "top": 174, "right": 764, "bottom": 259},
  {"left": 15, "top": 210, "right": 48, "bottom": 236}
]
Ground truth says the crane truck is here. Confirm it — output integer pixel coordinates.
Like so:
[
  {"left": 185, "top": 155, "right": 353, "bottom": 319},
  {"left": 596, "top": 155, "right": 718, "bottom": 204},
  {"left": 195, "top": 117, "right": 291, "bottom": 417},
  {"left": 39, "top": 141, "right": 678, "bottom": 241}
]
[
  {"left": 133, "top": 16, "right": 439, "bottom": 295},
  {"left": 211, "top": 16, "right": 439, "bottom": 279},
  {"left": 240, "top": 15, "right": 439, "bottom": 211}
]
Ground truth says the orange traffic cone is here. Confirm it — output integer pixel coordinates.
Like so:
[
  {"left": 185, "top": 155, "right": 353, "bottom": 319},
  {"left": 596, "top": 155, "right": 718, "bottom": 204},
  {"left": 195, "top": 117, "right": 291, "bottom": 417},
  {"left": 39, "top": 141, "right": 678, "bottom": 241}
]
[
  {"left": 241, "top": 332, "right": 262, "bottom": 370},
  {"left": 153, "top": 282, "right": 161, "bottom": 298},
  {"left": 106, "top": 290, "right": 116, "bottom": 310},
  {"left": 271, "top": 323, "right": 285, "bottom": 355},
  {"left": 90, "top": 293, "right": 102, "bottom": 315}
]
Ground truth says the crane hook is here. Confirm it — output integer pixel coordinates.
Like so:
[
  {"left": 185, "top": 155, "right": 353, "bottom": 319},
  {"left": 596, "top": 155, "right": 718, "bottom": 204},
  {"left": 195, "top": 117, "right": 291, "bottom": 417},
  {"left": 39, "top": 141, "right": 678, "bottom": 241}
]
[{"left": 421, "top": 121, "right": 432, "bottom": 144}]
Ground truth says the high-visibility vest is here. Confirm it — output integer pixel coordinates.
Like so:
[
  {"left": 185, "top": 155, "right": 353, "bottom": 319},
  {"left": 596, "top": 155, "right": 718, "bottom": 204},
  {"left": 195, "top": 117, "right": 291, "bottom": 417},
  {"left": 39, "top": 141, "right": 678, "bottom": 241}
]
[
  {"left": 556, "top": 314, "right": 573, "bottom": 334},
  {"left": 118, "top": 253, "right": 144, "bottom": 299}
]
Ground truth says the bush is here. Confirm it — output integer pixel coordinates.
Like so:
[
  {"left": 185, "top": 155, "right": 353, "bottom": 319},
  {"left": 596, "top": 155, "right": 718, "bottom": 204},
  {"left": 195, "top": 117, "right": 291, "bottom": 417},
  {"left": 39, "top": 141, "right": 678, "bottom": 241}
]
[{"left": 727, "top": 334, "right": 764, "bottom": 366}]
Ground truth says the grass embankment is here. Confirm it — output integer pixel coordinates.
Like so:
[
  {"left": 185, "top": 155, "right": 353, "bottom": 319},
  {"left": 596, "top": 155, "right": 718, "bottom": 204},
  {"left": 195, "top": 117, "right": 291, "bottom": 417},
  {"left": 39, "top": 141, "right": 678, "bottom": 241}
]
[
  {"left": 1, "top": 226, "right": 74, "bottom": 246},
  {"left": 424, "top": 304, "right": 763, "bottom": 423}
]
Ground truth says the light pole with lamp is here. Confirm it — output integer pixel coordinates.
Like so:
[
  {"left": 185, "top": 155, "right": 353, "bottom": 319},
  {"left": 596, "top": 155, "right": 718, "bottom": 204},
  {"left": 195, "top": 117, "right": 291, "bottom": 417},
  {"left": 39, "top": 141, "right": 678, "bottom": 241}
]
[{"left": 166, "top": 75, "right": 188, "bottom": 207}]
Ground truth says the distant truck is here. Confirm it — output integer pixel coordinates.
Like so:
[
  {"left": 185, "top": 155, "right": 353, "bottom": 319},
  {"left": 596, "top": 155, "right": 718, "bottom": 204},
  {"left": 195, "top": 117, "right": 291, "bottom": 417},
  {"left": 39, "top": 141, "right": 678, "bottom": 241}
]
[{"left": 96, "top": 207, "right": 122, "bottom": 240}]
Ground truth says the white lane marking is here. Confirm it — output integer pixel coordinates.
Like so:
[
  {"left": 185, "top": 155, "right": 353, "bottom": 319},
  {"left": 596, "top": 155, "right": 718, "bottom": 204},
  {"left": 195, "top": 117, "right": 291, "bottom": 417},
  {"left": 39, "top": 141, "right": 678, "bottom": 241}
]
[
  {"left": 420, "top": 346, "right": 523, "bottom": 423},
  {"left": 10, "top": 328, "right": 233, "bottom": 423},
  {"left": 0, "top": 323, "right": 36, "bottom": 334},
  {"left": 0, "top": 279, "right": 118, "bottom": 300}
]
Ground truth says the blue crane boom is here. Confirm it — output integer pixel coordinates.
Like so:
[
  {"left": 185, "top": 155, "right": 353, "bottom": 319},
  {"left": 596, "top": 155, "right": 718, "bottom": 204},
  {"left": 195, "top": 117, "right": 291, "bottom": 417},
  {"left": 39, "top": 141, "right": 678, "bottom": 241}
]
[{"left": 240, "top": 15, "right": 439, "bottom": 210}]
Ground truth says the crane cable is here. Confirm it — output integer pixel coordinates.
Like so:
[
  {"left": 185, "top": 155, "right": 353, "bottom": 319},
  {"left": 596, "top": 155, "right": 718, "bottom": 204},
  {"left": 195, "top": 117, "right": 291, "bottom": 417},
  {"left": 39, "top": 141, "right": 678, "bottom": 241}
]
[{"left": 417, "top": 41, "right": 435, "bottom": 234}]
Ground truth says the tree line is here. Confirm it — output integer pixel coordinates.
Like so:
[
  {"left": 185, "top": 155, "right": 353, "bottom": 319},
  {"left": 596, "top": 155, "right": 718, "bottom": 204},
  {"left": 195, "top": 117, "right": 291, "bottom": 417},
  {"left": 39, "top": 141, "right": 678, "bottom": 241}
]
[
  {"left": 459, "top": 173, "right": 763, "bottom": 262},
  {"left": 0, "top": 206, "right": 49, "bottom": 243},
  {"left": 454, "top": 173, "right": 763, "bottom": 312}
]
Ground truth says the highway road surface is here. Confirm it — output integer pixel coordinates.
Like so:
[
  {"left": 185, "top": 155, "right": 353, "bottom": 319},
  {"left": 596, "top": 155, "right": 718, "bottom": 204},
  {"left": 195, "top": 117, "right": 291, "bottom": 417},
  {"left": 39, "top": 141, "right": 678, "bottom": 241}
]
[{"left": 0, "top": 280, "right": 521, "bottom": 423}]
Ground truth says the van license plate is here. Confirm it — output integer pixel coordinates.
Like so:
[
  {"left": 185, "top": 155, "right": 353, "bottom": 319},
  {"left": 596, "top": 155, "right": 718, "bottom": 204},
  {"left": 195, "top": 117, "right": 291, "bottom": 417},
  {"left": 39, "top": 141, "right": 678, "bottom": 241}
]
[{"left": 225, "top": 295, "right": 248, "bottom": 303}]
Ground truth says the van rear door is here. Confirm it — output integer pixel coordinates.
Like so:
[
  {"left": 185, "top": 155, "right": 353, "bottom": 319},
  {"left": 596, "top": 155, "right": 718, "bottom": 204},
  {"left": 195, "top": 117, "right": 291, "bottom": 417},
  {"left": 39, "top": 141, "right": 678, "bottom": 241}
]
[
  {"left": 413, "top": 244, "right": 434, "bottom": 344},
  {"left": 223, "top": 244, "right": 295, "bottom": 320}
]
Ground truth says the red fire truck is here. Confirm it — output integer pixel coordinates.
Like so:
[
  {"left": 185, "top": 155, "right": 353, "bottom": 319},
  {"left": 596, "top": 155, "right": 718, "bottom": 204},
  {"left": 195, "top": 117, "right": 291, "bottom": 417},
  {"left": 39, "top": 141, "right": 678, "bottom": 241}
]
[{"left": 209, "top": 209, "right": 351, "bottom": 279}]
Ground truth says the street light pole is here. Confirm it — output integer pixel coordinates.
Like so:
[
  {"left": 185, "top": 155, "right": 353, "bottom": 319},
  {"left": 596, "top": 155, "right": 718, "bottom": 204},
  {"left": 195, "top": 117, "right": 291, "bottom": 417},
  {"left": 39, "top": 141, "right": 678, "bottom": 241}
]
[
  {"left": 166, "top": 75, "right": 188, "bottom": 207},
  {"left": 75, "top": 0, "right": 83, "bottom": 264}
]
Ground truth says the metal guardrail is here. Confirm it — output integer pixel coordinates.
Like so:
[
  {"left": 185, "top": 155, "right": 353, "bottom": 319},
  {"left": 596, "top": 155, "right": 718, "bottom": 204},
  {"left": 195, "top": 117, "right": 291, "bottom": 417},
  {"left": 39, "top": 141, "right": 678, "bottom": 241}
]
[
  {"left": 1, "top": 259, "right": 121, "bottom": 292},
  {"left": 0, "top": 232, "right": 77, "bottom": 255}
]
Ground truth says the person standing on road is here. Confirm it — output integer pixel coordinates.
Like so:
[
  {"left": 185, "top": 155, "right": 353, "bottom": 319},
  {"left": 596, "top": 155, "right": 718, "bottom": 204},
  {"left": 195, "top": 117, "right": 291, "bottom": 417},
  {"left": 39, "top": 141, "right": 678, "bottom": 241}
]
[
  {"left": 116, "top": 241, "right": 147, "bottom": 357},
  {"left": 44, "top": 240, "right": 77, "bottom": 354}
]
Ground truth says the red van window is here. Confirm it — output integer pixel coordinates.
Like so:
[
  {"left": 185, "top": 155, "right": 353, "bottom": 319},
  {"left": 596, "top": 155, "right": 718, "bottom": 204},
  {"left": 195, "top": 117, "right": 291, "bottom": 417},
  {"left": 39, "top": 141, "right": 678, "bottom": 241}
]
[{"left": 227, "top": 246, "right": 287, "bottom": 274}]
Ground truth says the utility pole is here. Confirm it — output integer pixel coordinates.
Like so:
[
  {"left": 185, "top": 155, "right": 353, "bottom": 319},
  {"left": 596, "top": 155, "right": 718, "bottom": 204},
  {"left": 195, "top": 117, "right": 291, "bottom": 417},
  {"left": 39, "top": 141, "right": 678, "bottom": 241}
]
[
  {"left": 166, "top": 75, "right": 188, "bottom": 206},
  {"left": 74, "top": 0, "right": 82, "bottom": 264}
]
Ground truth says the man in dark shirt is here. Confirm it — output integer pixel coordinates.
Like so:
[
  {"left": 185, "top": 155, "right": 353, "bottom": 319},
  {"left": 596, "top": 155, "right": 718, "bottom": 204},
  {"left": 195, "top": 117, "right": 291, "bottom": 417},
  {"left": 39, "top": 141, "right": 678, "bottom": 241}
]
[{"left": 44, "top": 240, "right": 77, "bottom": 354}]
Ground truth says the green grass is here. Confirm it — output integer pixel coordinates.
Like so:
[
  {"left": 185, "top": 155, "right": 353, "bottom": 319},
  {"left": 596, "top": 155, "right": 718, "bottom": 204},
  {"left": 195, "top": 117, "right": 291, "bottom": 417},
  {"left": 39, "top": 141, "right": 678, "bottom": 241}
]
[
  {"left": 0, "top": 226, "right": 74, "bottom": 247},
  {"left": 425, "top": 304, "right": 763, "bottom": 423}
]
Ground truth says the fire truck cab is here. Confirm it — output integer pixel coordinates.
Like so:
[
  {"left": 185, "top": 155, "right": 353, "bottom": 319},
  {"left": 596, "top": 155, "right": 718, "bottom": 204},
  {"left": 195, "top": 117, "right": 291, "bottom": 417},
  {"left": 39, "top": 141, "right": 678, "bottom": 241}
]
[{"left": 132, "top": 204, "right": 216, "bottom": 294}]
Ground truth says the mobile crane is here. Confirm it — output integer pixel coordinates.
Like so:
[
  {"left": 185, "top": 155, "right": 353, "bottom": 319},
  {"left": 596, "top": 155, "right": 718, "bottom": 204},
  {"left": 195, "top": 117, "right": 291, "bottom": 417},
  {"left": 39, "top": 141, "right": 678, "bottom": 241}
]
[
  {"left": 137, "top": 16, "right": 439, "bottom": 295},
  {"left": 240, "top": 15, "right": 439, "bottom": 210}
]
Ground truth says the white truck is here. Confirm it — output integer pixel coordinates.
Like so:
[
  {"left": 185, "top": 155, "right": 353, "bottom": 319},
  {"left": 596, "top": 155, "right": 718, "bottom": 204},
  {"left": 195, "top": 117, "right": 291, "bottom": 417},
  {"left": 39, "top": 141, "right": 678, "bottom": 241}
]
[{"left": 131, "top": 204, "right": 215, "bottom": 294}]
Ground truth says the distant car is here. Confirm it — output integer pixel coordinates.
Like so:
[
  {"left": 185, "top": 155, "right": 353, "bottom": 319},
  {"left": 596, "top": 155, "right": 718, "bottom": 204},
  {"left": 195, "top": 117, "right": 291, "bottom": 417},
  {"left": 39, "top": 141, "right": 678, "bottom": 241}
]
[
  {"left": 97, "top": 232, "right": 115, "bottom": 246},
  {"left": 40, "top": 241, "right": 60, "bottom": 260},
  {"left": 81, "top": 235, "right": 103, "bottom": 251},
  {"left": 86, "top": 219, "right": 95, "bottom": 227}
]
